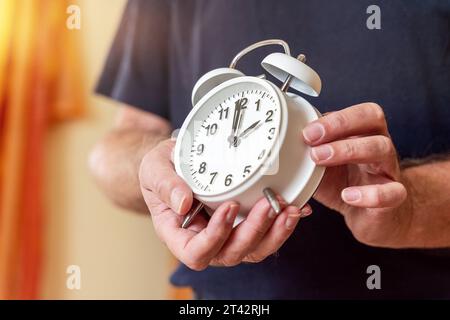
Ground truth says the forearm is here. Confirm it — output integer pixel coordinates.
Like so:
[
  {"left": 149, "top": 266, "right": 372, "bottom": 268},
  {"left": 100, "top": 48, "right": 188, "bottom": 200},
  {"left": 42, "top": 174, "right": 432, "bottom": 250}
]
[
  {"left": 400, "top": 158, "right": 450, "bottom": 248},
  {"left": 89, "top": 127, "right": 169, "bottom": 213}
]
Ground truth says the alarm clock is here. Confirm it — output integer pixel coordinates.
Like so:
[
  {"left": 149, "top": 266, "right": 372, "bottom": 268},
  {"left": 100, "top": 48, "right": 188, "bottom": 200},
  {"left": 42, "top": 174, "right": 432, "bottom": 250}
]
[{"left": 174, "top": 39, "right": 325, "bottom": 228}]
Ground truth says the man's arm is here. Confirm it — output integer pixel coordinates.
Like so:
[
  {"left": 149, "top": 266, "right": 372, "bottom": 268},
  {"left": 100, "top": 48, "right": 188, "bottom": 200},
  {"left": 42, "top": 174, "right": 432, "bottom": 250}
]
[
  {"left": 89, "top": 105, "right": 171, "bottom": 213},
  {"left": 401, "top": 159, "right": 450, "bottom": 248}
]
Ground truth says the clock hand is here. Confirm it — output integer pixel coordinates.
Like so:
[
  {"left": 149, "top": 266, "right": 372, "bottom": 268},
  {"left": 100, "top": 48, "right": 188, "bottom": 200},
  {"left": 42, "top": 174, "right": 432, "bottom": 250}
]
[
  {"left": 238, "top": 120, "right": 261, "bottom": 139},
  {"left": 228, "top": 100, "right": 241, "bottom": 147},
  {"left": 228, "top": 98, "right": 246, "bottom": 147},
  {"left": 235, "top": 106, "right": 245, "bottom": 134},
  {"left": 231, "top": 101, "right": 241, "bottom": 134},
  {"left": 231, "top": 105, "right": 247, "bottom": 147}
]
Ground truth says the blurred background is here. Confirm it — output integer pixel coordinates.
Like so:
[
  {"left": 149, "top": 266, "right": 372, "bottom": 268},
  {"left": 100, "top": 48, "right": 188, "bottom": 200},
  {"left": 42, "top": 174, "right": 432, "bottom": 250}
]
[{"left": 0, "top": 0, "right": 181, "bottom": 299}]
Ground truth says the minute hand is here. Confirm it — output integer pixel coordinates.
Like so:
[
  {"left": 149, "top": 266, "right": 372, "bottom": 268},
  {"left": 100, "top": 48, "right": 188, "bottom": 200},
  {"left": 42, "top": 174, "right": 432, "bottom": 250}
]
[
  {"left": 228, "top": 105, "right": 241, "bottom": 147},
  {"left": 231, "top": 102, "right": 241, "bottom": 135},
  {"left": 228, "top": 98, "right": 246, "bottom": 147}
]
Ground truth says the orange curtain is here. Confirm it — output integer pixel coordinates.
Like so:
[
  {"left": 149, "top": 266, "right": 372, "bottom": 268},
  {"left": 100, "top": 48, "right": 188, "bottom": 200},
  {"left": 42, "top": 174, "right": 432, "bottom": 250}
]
[{"left": 0, "top": 0, "right": 85, "bottom": 299}]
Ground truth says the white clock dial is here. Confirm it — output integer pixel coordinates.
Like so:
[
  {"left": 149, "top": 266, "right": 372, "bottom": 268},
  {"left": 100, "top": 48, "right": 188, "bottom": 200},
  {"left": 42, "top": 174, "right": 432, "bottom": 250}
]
[{"left": 178, "top": 81, "right": 282, "bottom": 196}]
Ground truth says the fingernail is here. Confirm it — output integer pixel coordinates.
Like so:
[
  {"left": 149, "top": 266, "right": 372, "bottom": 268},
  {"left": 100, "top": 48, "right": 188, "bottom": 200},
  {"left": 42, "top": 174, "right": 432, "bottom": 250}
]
[
  {"left": 171, "top": 188, "right": 186, "bottom": 213},
  {"left": 303, "top": 123, "right": 325, "bottom": 143},
  {"left": 342, "top": 188, "right": 362, "bottom": 202},
  {"left": 299, "top": 206, "right": 313, "bottom": 218},
  {"left": 226, "top": 204, "right": 239, "bottom": 224},
  {"left": 285, "top": 211, "right": 301, "bottom": 230},
  {"left": 311, "top": 145, "right": 333, "bottom": 161}
]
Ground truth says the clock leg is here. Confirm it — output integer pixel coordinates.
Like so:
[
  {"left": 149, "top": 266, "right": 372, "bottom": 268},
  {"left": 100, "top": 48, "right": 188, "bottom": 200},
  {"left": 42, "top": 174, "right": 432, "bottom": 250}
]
[
  {"left": 263, "top": 187, "right": 282, "bottom": 215},
  {"left": 181, "top": 199, "right": 205, "bottom": 229}
]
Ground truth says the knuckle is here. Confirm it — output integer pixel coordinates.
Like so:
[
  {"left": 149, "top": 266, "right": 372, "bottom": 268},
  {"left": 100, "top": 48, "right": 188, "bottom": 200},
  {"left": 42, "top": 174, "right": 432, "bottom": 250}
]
[
  {"left": 156, "top": 138, "right": 171, "bottom": 148},
  {"left": 381, "top": 136, "right": 396, "bottom": 157},
  {"left": 156, "top": 139, "right": 175, "bottom": 156},
  {"left": 367, "top": 102, "right": 386, "bottom": 123},
  {"left": 368, "top": 102, "right": 384, "bottom": 116},
  {"left": 154, "top": 176, "right": 177, "bottom": 196},
  {"left": 362, "top": 187, "right": 382, "bottom": 207},
  {"left": 203, "top": 228, "right": 228, "bottom": 245},
  {"left": 187, "top": 262, "right": 208, "bottom": 272},
  {"left": 399, "top": 184, "right": 408, "bottom": 201},
  {"left": 330, "top": 112, "right": 349, "bottom": 131},
  {"left": 245, "top": 252, "right": 267, "bottom": 263},
  {"left": 219, "top": 252, "right": 243, "bottom": 267},
  {"left": 343, "top": 141, "right": 357, "bottom": 159},
  {"left": 183, "top": 256, "right": 208, "bottom": 271},
  {"left": 375, "top": 187, "right": 386, "bottom": 206},
  {"left": 222, "top": 259, "right": 241, "bottom": 267},
  {"left": 363, "top": 136, "right": 395, "bottom": 160},
  {"left": 369, "top": 136, "right": 395, "bottom": 160},
  {"left": 247, "top": 223, "right": 267, "bottom": 239}
]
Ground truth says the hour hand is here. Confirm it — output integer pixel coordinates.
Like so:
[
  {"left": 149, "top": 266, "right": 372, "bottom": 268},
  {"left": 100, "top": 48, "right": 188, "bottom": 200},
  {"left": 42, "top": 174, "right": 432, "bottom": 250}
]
[{"left": 238, "top": 120, "right": 261, "bottom": 139}]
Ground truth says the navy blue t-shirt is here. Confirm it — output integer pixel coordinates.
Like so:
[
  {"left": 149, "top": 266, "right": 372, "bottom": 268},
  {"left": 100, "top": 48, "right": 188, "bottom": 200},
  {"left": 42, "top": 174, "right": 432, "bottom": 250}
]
[{"left": 97, "top": 0, "right": 450, "bottom": 299}]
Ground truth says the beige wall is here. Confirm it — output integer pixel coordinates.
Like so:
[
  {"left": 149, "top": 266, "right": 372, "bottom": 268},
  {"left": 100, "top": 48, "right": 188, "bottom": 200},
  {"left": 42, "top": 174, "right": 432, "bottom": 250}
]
[{"left": 41, "top": 0, "right": 172, "bottom": 299}]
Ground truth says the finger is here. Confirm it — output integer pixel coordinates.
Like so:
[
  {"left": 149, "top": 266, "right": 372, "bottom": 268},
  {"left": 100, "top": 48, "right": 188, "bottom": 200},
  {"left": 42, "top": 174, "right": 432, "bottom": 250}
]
[
  {"left": 212, "top": 197, "right": 280, "bottom": 267},
  {"left": 302, "top": 103, "right": 388, "bottom": 146},
  {"left": 179, "top": 202, "right": 239, "bottom": 270},
  {"left": 142, "top": 190, "right": 235, "bottom": 271},
  {"left": 243, "top": 204, "right": 311, "bottom": 263},
  {"left": 140, "top": 139, "right": 193, "bottom": 214},
  {"left": 341, "top": 182, "right": 407, "bottom": 208},
  {"left": 310, "top": 135, "right": 396, "bottom": 166}
]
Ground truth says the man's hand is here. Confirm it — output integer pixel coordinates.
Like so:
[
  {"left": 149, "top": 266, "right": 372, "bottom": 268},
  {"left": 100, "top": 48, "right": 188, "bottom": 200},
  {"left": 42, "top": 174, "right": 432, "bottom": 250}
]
[
  {"left": 303, "top": 103, "right": 410, "bottom": 248},
  {"left": 139, "top": 139, "right": 310, "bottom": 270}
]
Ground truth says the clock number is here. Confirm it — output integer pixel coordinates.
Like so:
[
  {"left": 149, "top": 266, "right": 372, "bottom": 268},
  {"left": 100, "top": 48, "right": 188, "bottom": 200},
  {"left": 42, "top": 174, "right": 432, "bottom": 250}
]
[
  {"left": 224, "top": 174, "right": 233, "bottom": 187},
  {"left": 196, "top": 144, "right": 204, "bottom": 155},
  {"left": 219, "top": 107, "right": 229, "bottom": 120},
  {"left": 268, "top": 127, "right": 276, "bottom": 140},
  {"left": 199, "top": 162, "right": 207, "bottom": 174},
  {"left": 235, "top": 97, "right": 248, "bottom": 109},
  {"left": 255, "top": 99, "right": 261, "bottom": 111},
  {"left": 209, "top": 172, "right": 218, "bottom": 184},
  {"left": 243, "top": 165, "right": 252, "bottom": 178},
  {"left": 205, "top": 123, "right": 218, "bottom": 136},
  {"left": 265, "top": 110, "right": 274, "bottom": 122},
  {"left": 258, "top": 149, "right": 266, "bottom": 160}
]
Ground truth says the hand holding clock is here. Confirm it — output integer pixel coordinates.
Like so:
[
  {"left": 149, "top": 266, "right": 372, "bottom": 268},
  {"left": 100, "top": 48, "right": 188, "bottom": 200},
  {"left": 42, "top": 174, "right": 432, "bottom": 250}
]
[
  {"left": 304, "top": 102, "right": 411, "bottom": 248},
  {"left": 139, "top": 139, "right": 309, "bottom": 271}
]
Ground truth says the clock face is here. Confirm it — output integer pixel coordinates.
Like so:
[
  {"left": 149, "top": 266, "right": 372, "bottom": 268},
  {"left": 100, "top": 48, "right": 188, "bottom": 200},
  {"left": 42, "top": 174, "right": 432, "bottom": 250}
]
[{"left": 176, "top": 79, "right": 283, "bottom": 196}]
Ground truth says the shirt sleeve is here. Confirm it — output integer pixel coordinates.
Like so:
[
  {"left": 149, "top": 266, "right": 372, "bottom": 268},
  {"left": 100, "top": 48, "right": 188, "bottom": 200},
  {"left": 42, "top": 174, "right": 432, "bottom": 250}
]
[{"left": 96, "top": 0, "right": 170, "bottom": 119}]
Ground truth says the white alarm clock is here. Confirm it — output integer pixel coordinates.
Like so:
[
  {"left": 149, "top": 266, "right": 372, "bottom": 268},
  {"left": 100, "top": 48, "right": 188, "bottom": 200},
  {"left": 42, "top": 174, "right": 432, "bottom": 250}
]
[{"left": 174, "top": 39, "right": 325, "bottom": 227}]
